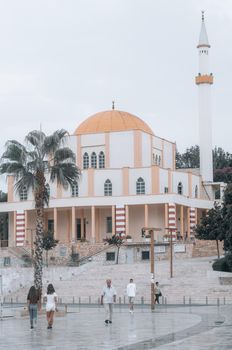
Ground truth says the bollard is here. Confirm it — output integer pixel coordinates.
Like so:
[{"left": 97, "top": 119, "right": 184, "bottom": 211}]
[
  {"left": 11, "top": 298, "right": 13, "bottom": 305},
  {"left": 223, "top": 297, "right": 226, "bottom": 305},
  {"left": 119, "top": 297, "right": 121, "bottom": 305},
  {"left": 60, "top": 298, "right": 62, "bottom": 304},
  {"left": 217, "top": 298, "right": 220, "bottom": 307},
  {"left": 183, "top": 296, "right": 185, "bottom": 305},
  {"left": 73, "top": 297, "right": 75, "bottom": 304},
  {"left": 79, "top": 297, "right": 81, "bottom": 305},
  {"left": 189, "top": 297, "right": 191, "bottom": 305},
  {"left": 123, "top": 296, "right": 126, "bottom": 304},
  {"left": 65, "top": 304, "right": 67, "bottom": 313},
  {"left": 16, "top": 296, "right": 18, "bottom": 303},
  {"left": 141, "top": 296, "right": 144, "bottom": 305},
  {"left": 206, "top": 296, "right": 208, "bottom": 305},
  {"left": 165, "top": 297, "right": 167, "bottom": 305},
  {"left": 89, "top": 296, "right": 91, "bottom": 304},
  {"left": 161, "top": 296, "right": 164, "bottom": 305}
]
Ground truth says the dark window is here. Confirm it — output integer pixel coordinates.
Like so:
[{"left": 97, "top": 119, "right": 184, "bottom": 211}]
[
  {"left": 4, "top": 256, "right": 11, "bottom": 266},
  {"left": 19, "top": 186, "right": 27, "bottom": 201},
  {"left": 48, "top": 219, "right": 54, "bottom": 233},
  {"left": 177, "top": 182, "right": 183, "bottom": 195},
  {"left": 195, "top": 185, "right": 198, "bottom": 198},
  {"left": 136, "top": 177, "right": 145, "bottom": 195},
  {"left": 164, "top": 187, "right": 169, "bottom": 193},
  {"left": 106, "top": 216, "right": 112, "bottom": 233},
  {"left": 91, "top": 152, "right": 97, "bottom": 168},
  {"left": 104, "top": 179, "right": 112, "bottom": 196},
  {"left": 71, "top": 181, "right": 78, "bottom": 197},
  {"left": 142, "top": 251, "right": 149, "bottom": 260},
  {"left": 106, "top": 252, "right": 115, "bottom": 261},
  {"left": 45, "top": 183, "right": 50, "bottom": 197},
  {"left": 83, "top": 152, "right": 89, "bottom": 169},
  {"left": 99, "top": 151, "right": 105, "bottom": 168}
]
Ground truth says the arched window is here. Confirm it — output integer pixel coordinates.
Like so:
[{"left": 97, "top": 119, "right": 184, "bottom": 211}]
[
  {"left": 155, "top": 155, "right": 158, "bottom": 165},
  {"left": 136, "top": 177, "right": 145, "bottom": 195},
  {"left": 158, "top": 155, "right": 161, "bottom": 166},
  {"left": 71, "top": 181, "right": 79, "bottom": 197},
  {"left": 99, "top": 151, "right": 105, "bottom": 168},
  {"left": 104, "top": 179, "right": 112, "bottom": 196},
  {"left": 195, "top": 185, "right": 198, "bottom": 198},
  {"left": 152, "top": 154, "right": 155, "bottom": 165},
  {"left": 91, "top": 152, "right": 97, "bottom": 168},
  {"left": 19, "top": 186, "right": 28, "bottom": 201},
  {"left": 45, "top": 183, "right": 50, "bottom": 198},
  {"left": 83, "top": 152, "right": 89, "bottom": 169},
  {"left": 177, "top": 182, "right": 183, "bottom": 195}
]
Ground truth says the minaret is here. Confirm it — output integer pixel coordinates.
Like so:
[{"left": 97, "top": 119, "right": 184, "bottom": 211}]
[{"left": 195, "top": 11, "right": 213, "bottom": 183}]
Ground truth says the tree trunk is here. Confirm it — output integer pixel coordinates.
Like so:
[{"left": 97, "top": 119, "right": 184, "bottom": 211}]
[
  {"left": 216, "top": 240, "right": 220, "bottom": 259},
  {"left": 116, "top": 246, "right": 120, "bottom": 264},
  {"left": 34, "top": 171, "right": 46, "bottom": 292},
  {"left": 34, "top": 208, "right": 44, "bottom": 290}
]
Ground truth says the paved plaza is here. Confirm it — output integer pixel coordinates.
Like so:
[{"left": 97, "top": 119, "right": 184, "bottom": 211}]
[{"left": 1, "top": 304, "right": 232, "bottom": 349}]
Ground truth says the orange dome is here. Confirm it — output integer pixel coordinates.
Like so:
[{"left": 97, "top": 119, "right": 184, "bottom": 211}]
[{"left": 74, "top": 110, "right": 154, "bottom": 135}]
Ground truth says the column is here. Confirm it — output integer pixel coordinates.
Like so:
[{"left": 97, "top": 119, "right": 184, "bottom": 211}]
[
  {"left": 71, "top": 207, "right": 76, "bottom": 242},
  {"left": 112, "top": 205, "right": 115, "bottom": 235},
  {"left": 81, "top": 209, "right": 84, "bottom": 240},
  {"left": 91, "top": 206, "right": 95, "bottom": 243},
  {"left": 54, "top": 207, "right": 58, "bottom": 240},
  {"left": 144, "top": 204, "right": 148, "bottom": 228},
  {"left": 125, "top": 205, "right": 129, "bottom": 236},
  {"left": 164, "top": 204, "right": 168, "bottom": 235},
  {"left": 180, "top": 206, "right": 184, "bottom": 237},
  {"left": 24, "top": 210, "right": 28, "bottom": 243},
  {"left": 187, "top": 207, "right": 190, "bottom": 238}
]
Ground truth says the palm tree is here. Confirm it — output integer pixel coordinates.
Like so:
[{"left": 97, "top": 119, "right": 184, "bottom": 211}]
[{"left": 0, "top": 129, "right": 80, "bottom": 290}]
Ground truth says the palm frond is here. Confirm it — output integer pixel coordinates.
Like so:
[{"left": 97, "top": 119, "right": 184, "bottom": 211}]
[
  {"left": 1, "top": 140, "right": 27, "bottom": 164},
  {"left": 43, "top": 129, "right": 68, "bottom": 155},
  {"left": 25, "top": 130, "right": 46, "bottom": 148},
  {"left": 50, "top": 163, "right": 81, "bottom": 190},
  {"left": 14, "top": 172, "right": 35, "bottom": 193},
  {"left": 0, "top": 162, "right": 26, "bottom": 178},
  {"left": 53, "top": 147, "right": 76, "bottom": 164}
]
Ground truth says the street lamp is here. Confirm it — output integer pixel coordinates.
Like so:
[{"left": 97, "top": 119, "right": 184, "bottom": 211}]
[
  {"left": 165, "top": 227, "right": 177, "bottom": 278},
  {"left": 141, "top": 227, "right": 162, "bottom": 311}
]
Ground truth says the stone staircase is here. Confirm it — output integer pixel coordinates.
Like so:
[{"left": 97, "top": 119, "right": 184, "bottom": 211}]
[{"left": 4, "top": 256, "right": 232, "bottom": 305}]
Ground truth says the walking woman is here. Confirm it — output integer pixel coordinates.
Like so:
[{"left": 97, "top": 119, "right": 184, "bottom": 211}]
[
  {"left": 27, "top": 286, "right": 40, "bottom": 329},
  {"left": 44, "top": 283, "right": 58, "bottom": 329}
]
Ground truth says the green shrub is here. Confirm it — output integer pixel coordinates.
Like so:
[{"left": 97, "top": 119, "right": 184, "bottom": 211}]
[{"left": 212, "top": 255, "right": 232, "bottom": 272}]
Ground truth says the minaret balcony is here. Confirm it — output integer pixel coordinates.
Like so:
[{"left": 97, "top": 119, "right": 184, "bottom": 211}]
[{"left": 195, "top": 74, "right": 213, "bottom": 85}]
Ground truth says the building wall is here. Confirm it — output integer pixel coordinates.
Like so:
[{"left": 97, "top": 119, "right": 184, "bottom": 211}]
[{"left": 109, "top": 131, "right": 134, "bottom": 168}]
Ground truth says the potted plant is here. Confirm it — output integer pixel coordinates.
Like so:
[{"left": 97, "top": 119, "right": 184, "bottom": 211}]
[{"left": 126, "top": 235, "right": 132, "bottom": 242}]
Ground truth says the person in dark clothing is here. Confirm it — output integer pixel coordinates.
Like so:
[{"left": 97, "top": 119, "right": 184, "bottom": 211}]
[{"left": 27, "top": 286, "right": 40, "bottom": 329}]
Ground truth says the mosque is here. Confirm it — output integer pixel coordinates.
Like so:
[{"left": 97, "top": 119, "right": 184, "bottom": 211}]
[{"left": 0, "top": 14, "right": 224, "bottom": 252}]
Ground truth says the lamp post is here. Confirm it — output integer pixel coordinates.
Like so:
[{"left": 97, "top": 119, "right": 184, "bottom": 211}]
[
  {"left": 165, "top": 227, "right": 177, "bottom": 278},
  {"left": 141, "top": 227, "right": 162, "bottom": 311}
]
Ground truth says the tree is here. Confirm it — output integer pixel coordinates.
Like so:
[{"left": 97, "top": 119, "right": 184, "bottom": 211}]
[
  {"left": 0, "top": 130, "right": 80, "bottom": 290},
  {"left": 42, "top": 231, "right": 59, "bottom": 267},
  {"left": 176, "top": 145, "right": 200, "bottom": 169},
  {"left": 105, "top": 233, "right": 124, "bottom": 264},
  {"left": 221, "top": 183, "right": 232, "bottom": 254},
  {"left": 195, "top": 203, "right": 223, "bottom": 258}
]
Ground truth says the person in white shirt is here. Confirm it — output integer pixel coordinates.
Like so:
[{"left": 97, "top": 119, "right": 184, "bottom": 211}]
[
  {"left": 126, "top": 278, "right": 136, "bottom": 313},
  {"left": 44, "top": 284, "right": 58, "bottom": 329},
  {"left": 101, "top": 279, "right": 116, "bottom": 324}
]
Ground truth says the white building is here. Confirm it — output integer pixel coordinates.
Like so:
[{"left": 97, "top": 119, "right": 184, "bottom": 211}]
[{"left": 0, "top": 14, "right": 222, "bottom": 249}]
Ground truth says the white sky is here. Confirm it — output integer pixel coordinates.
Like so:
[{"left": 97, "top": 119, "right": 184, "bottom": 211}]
[{"left": 0, "top": 0, "right": 232, "bottom": 191}]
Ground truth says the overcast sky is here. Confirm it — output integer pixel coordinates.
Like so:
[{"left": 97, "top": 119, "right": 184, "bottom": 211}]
[{"left": 0, "top": 0, "right": 231, "bottom": 190}]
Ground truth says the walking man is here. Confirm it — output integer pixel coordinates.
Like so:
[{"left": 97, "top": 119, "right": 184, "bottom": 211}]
[
  {"left": 101, "top": 279, "right": 116, "bottom": 324},
  {"left": 126, "top": 278, "right": 136, "bottom": 313}
]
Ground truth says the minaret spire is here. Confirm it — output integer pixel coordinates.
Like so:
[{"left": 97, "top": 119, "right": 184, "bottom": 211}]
[{"left": 195, "top": 12, "right": 214, "bottom": 185}]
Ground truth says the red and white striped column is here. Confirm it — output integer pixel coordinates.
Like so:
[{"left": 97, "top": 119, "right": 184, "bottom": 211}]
[
  {"left": 115, "top": 205, "right": 126, "bottom": 236},
  {"left": 189, "top": 207, "right": 196, "bottom": 234},
  {"left": 15, "top": 210, "right": 25, "bottom": 246},
  {"left": 168, "top": 203, "right": 176, "bottom": 229}
]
